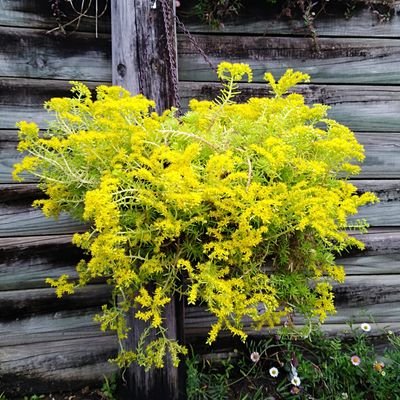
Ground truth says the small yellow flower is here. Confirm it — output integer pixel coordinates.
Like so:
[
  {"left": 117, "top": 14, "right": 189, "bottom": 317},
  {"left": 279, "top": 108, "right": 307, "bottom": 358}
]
[{"left": 373, "top": 361, "right": 385, "bottom": 372}]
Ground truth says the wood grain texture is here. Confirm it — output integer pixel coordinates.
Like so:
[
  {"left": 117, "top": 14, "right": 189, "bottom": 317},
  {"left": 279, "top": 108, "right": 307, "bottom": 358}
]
[
  {"left": 0, "top": 0, "right": 110, "bottom": 32},
  {"left": 184, "top": 297, "right": 400, "bottom": 338},
  {"left": 0, "top": 78, "right": 108, "bottom": 130},
  {"left": 179, "top": 2, "right": 400, "bottom": 37},
  {"left": 0, "top": 184, "right": 86, "bottom": 236},
  {"left": 112, "top": 0, "right": 178, "bottom": 113},
  {"left": 0, "top": 234, "right": 81, "bottom": 290},
  {"left": 0, "top": 178, "right": 398, "bottom": 237},
  {"left": 2, "top": 78, "right": 400, "bottom": 131},
  {"left": 0, "top": 26, "right": 111, "bottom": 81},
  {"left": 3, "top": 131, "right": 400, "bottom": 183},
  {"left": 112, "top": 1, "right": 183, "bottom": 399},
  {"left": 178, "top": 35, "right": 400, "bottom": 84},
  {"left": 179, "top": 82, "right": 400, "bottom": 132},
  {"left": 0, "top": 309, "right": 117, "bottom": 395},
  {"left": 0, "top": 285, "right": 111, "bottom": 319}
]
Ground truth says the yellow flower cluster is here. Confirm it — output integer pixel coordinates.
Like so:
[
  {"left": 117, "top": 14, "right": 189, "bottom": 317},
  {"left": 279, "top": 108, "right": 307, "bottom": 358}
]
[{"left": 13, "top": 62, "right": 377, "bottom": 369}]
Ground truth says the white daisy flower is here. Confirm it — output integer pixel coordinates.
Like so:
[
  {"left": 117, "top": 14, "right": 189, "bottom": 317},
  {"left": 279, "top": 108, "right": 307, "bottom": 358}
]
[
  {"left": 269, "top": 367, "right": 279, "bottom": 378},
  {"left": 291, "top": 376, "right": 301, "bottom": 386},
  {"left": 250, "top": 351, "right": 260, "bottom": 363},
  {"left": 360, "top": 323, "right": 371, "bottom": 332},
  {"left": 351, "top": 355, "right": 361, "bottom": 366}
]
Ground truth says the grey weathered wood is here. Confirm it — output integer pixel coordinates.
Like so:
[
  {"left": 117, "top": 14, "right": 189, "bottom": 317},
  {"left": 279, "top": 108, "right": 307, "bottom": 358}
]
[
  {"left": 0, "top": 234, "right": 81, "bottom": 290},
  {"left": 0, "top": 308, "right": 117, "bottom": 395},
  {"left": 111, "top": 0, "right": 140, "bottom": 95},
  {"left": 1, "top": 180, "right": 399, "bottom": 236},
  {"left": 0, "top": 78, "right": 107, "bottom": 130},
  {"left": 180, "top": 2, "right": 400, "bottom": 37},
  {"left": 0, "top": 206, "right": 85, "bottom": 238},
  {"left": 178, "top": 35, "right": 400, "bottom": 84},
  {"left": 3, "top": 78, "right": 400, "bottom": 131},
  {"left": 184, "top": 297, "right": 400, "bottom": 338},
  {"left": 0, "top": 285, "right": 111, "bottom": 318},
  {"left": 4, "top": 131, "right": 400, "bottom": 183},
  {"left": 0, "top": 0, "right": 110, "bottom": 33},
  {"left": 112, "top": 1, "right": 183, "bottom": 399},
  {"left": 179, "top": 82, "right": 400, "bottom": 132},
  {"left": 0, "top": 185, "right": 85, "bottom": 237},
  {"left": 0, "top": 26, "right": 111, "bottom": 81},
  {"left": 112, "top": 0, "right": 177, "bottom": 112}
]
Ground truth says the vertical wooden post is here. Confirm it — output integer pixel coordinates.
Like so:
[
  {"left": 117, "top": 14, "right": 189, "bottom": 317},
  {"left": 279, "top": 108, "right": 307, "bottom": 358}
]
[
  {"left": 111, "top": 1, "right": 183, "bottom": 399},
  {"left": 111, "top": 0, "right": 177, "bottom": 113}
]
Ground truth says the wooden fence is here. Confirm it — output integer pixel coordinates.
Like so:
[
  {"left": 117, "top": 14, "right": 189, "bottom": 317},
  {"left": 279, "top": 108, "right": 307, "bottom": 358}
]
[{"left": 1, "top": 0, "right": 400, "bottom": 396}]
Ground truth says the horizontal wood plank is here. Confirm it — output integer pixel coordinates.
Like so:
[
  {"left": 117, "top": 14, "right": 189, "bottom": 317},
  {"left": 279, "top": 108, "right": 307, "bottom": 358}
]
[
  {"left": 178, "top": 35, "right": 400, "bottom": 84},
  {"left": 0, "top": 26, "right": 111, "bottom": 81},
  {"left": 0, "top": 0, "right": 110, "bottom": 33},
  {"left": 0, "top": 285, "right": 111, "bottom": 319},
  {"left": 179, "top": 82, "right": 400, "bottom": 132},
  {"left": 0, "top": 179, "right": 399, "bottom": 237},
  {"left": 3, "top": 79, "right": 400, "bottom": 132},
  {"left": 1, "top": 336, "right": 117, "bottom": 395},
  {"left": 3, "top": 131, "right": 400, "bottom": 183},
  {"left": 0, "top": 78, "right": 109, "bottom": 130},
  {"left": 185, "top": 298, "right": 400, "bottom": 338},
  {"left": 179, "top": 3, "right": 400, "bottom": 37},
  {"left": 0, "top": 234, "right": 82, "bottom": 290}
]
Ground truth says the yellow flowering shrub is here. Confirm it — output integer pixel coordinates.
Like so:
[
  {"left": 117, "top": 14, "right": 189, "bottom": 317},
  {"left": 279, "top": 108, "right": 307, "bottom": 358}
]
[{"left": 13, "top": 63, "right": 377, "bottom": 370}]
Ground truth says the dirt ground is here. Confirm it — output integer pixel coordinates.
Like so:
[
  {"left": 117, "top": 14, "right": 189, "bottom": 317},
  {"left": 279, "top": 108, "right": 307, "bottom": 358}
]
[{"left": 12, "top": 387, "right": 108, "bottom": 400}]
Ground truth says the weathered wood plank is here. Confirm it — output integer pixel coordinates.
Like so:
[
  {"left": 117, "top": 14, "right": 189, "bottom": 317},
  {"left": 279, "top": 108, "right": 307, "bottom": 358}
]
[
  {"left": 0, "top": 334, "right": 117, "bottom": 396},
  {"left": 0, "top": 184, "right": 86, "bottom": 236},
  {"left": 0, "top": 178, "right": 398, "bottom": 237},
  {"left": 179, "top": 82, "right": 400, "bottom": 132},
  {"left": 3, "top": 78, "right": 400, "bottom": 132},
  {"left": 0, "top": 285, "right": 111, "bottom": 319},
  {"left": 0, "top": 26, "right": 111, "bottom": 81},
  {"left": 2, "top": 274, "right": 391, "bottom": 324},
  {"left": 184, "top": 299, "right": 400, "bottom": 338},
  {"left": 112, "top": 1, "right": 182, "bottom": 399},
  {"left": 355, "top": 133, "right": 400, "bottom": 179},
  {"left": 0, "top": 234, "right": 82, "bottom": 290},
  {"left": 0, "top": 227, "right": 398, "bottom": 296},
  {"left": 180, "top": 2, "right": 400, "bottom": 37},
  {"left": 0, "top": 78, "right": 109, "bottom": 130},
  {"left": 0, "top": 308, "right": 115, "bottom": 347},
  {"left": 0, "top": 0, "right": 110, "bottom": 33},
  {"left": 178, "top": 35, "right": 400, "bottom": 84},
  {"left": 3, "top": 131, "right": 400, "bottom": 183}
]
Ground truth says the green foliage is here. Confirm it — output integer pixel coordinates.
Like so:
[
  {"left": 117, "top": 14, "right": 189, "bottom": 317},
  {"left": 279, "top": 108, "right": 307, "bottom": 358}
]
[
  {"left": 188, "top": 0, "right": 396, "bottom": 32},
  {"left": 187, "top": 354, "right": 234, "bottom": 400},
  {"left": 0, "top": 393, "right": 7, "bottom": 400},
  {"left": 14, "top": 62, "right": 376, "bottom": 370},
  {"left": 101, "top": 374, "right": 119, "bottom": 400},
  {"left": 23, "top": 395, "right": 45, "bottom": 400},
  {"left": 187, "top": 324, "right": 400, "bottom": 399}
]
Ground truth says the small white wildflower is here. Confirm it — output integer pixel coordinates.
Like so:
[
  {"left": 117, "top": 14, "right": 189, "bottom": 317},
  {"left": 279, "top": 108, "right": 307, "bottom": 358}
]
[
  {"left": 388, "top": 330, "right": 393, "bottom": 335},
  {"left": 291, "top": 376, "right": 301, "bottom": 386},
  {"left": 269, "top": 367, "right": 279, "bottom": 378},
  {"left": 250, "top": 351, "right": 260, "bottom": 363},
  {"left": 341, "top": 393, "right": 349, "bottom": 399},
  {"left": 360, "top": 322, "right": 371, "bottom": 332}
]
